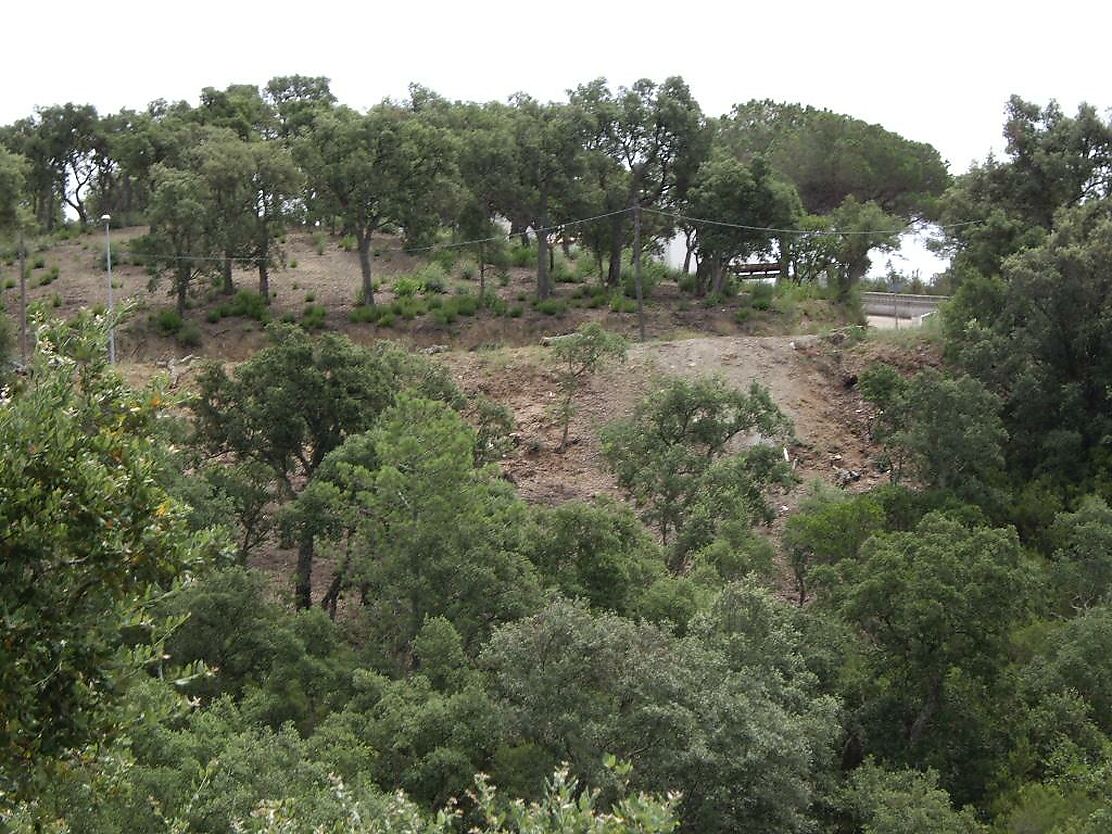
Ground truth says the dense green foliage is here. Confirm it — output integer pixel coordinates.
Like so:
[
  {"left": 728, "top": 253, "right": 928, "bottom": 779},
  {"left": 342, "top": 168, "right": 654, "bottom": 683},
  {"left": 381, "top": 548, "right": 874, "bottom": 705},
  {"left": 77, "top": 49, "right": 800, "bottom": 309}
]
[
  {"left": 0, "top": 76, "right": 951, "bottom": 314},
  {"left": 5, "top": 87, "right": 1112, "bottom": 834}
]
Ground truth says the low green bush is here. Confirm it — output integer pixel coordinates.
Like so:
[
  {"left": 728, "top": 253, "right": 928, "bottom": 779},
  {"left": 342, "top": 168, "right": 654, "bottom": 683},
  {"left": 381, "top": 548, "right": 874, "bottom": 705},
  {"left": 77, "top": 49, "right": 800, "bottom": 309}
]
[
  {"left": 509, "top": 242, "right": 537, "bottom": 268},
  {"left": 301, "top": 304, "right": 327, "bottom": 330},
  {"left": 155, "top": 308, "right": 183, "bottom": 335},
  {"left": 535, "top": 298, "right": 567, "bottom": 316},
  {"left": 177, "top": 321, "right": 202, "bottom": 347},
  {"left": 214, "top": 290, "right": 270, "bottom": 322}
]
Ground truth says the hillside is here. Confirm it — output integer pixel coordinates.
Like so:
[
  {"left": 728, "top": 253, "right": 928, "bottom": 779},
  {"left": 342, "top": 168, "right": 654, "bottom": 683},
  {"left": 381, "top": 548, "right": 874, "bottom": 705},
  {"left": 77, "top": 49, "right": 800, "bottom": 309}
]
[{"left": 2, "top": 226, "right": 853, "bottom": 361}]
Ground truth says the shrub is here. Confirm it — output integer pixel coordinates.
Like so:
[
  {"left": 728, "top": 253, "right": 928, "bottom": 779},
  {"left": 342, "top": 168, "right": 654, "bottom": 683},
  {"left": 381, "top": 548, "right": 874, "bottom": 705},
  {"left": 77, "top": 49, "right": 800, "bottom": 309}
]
[
  {"left": 429, "top": 246, "right": 457, "bottom": 272},
  {"left": 432, "top": 306, "right": 457, "bottom": 326},
  {"left": 535, "top": 298, "right": 567, "bottom": 316},
  {"left": 509, "top": 305, "right": 524, "bottom": 318},
  {"left": 301, "top": 304, "right": 327, "bottom": 330},
  {"left": 312, "top": 231, "right": 326, "bottom": 255},
  {"left": 155, "top": 308, "right": 183, "bottom": 334},
  {"left": 460, "top": 262, "right": 476, "bottom": 281},
  {"left": 349, "top": 305, "right": 377, "bottom": 324},
  {"left": 390, "top": 297, "right": 427, "bottom": 320},
  {"left": 289, "top": 259, "right": 298, "bottom": 269},
  {"left": 31, "top": 256, "right": 45, "bottom": 270},
  {"left": 376, "top": 311, "right": 395, "bottom": 328},
  {"left": 484, "top": 294, "right": 508, "bottom": 316},
  {"left": 3, "top": 278, "right": 15, "bottom": 290},
  {"left": 609, "top": 293, "right": 637, "bottom": 314},
  {"left": 497, "top": 269, "right": 511, "bottom": 287},
  {"left": 177, "top": 321, "right": 202, "bottom": 348},
  {"left": 215, "top": 290, "right": 270, "bottom": 322},
  {"left": 750, "top": 282, "right": 774, "bottom": 311},
  {"left": 391, "top": 275, "right": 421, "bottom": 297},
  {"left": 304, "top": 292, "right": 315, "bottom": 303},
  {"left": 416, "top": 262, "right": 449, "bottom": 294},
  {"left": 339, "top": 235, "right": 356, "bottom": 252},
  {"left": 509, "top": 243, "right": 537, "bottom": 268}
]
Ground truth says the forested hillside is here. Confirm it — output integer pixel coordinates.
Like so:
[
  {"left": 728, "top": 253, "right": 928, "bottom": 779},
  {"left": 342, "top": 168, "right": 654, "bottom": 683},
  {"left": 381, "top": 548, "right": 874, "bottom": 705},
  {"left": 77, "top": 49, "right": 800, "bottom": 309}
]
[{"left": 2, "top": 79, "right": 1112, "bottom": 833}]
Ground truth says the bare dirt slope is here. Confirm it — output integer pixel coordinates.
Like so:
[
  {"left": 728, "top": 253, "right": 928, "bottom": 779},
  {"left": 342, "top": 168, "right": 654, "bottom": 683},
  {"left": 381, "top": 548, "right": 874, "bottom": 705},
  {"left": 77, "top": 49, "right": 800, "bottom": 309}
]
[{"left": 446, "top": 332, "right": 878, "bottom": 510}]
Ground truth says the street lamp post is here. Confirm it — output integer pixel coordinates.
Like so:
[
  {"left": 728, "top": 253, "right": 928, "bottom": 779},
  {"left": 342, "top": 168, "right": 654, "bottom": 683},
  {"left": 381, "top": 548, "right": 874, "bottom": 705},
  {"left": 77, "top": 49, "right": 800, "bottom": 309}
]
[{"left": 101, "top": 214, "right": 115, "bottom": 363}]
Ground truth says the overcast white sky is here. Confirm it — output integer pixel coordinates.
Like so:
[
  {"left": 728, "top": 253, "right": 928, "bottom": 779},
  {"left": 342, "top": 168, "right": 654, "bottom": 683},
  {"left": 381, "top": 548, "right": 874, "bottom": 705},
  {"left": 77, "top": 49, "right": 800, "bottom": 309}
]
[
  {"left": 5, "top": 0, "right": 1109, "bottom": 172},
  {"left": 4, "top": 0, "right": 1108, "bottom": 278}
]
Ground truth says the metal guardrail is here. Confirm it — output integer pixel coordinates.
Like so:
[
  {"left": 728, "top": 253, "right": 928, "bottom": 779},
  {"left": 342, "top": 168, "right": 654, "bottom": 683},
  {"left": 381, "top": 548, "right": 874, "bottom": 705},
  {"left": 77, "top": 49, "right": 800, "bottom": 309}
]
[{"left": 861, "top": 292, "right": 949, "bottom": 321}]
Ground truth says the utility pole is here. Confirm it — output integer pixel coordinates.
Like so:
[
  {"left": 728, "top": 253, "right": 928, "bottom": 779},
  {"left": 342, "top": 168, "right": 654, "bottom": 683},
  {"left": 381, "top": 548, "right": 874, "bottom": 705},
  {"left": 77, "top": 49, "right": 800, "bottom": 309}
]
[
  {"left": 18, "top": 230, "right": 27, "bottom": 362},
  {"left": 102, "top": 214, "right": 115, "bottom": 363},
  {"left": 632, "top": 200, "right": 645, "bottom": 342}
]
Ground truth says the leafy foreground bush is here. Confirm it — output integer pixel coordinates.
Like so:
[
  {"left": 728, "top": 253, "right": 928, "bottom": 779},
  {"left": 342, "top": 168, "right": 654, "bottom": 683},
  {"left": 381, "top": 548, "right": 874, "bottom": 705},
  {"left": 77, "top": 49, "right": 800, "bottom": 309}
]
[{"left": 234, "top": 763, "right": 679, "bottom": 834}]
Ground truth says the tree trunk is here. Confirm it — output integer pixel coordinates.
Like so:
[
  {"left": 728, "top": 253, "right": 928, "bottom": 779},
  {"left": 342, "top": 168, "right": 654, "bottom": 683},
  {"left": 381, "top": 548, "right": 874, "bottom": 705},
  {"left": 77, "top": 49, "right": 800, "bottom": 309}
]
[
  {"left": 18, "top": 235, "right": 27, "bottom": 362},
  {"left": 478, "top": 241, "right": 486, "bottom": 298},
  {"left": 536, "top": 191, "right": 550, "bottom": 300},
  {"left": 908, "top": 674, "right": 944, "bottom": 746},
  {"left": 683, "top": 228, "right": 695, "bottom": 274},
  {"left": 537, "top": 231, "right": 550, "bottom": 300},
  {"left": 221, "top": 253, "right": 234, "bottom": 295},
  {"left": 695, "top": 259, "right": 711, "bottom": 297},
  {"left": 176, "top": 266, "right": 189, "bottom": 316},
  {"left": 258, "top": 235, "right": 271, "bottom": 301},
  {"left": 711, "top": 259, "right": 727, "bottom": 296},
  {"left": 357, "top": 231, "right": 375, "bottom": 306},
  {"left": 258, "top": 260, "right": 270, "bottom": 300},
  {"left": 295, "top": 533, "right": 314, "bottom": 610},
  {"left": 606, "top": 216, "right": 624, "bottom": 287},
  {"left": 510, "top": 220, "right": 529, "bottom": 246}
]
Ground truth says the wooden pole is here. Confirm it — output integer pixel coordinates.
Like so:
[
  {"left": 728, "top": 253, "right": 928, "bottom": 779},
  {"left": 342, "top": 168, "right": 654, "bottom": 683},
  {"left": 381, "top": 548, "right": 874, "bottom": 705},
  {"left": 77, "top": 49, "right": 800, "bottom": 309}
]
[
  {"left": 18, "top": 231, "right": 27, "bottom": 362},
  {"left": 633, "top": 201, "right": 645, "bottom": 342}
]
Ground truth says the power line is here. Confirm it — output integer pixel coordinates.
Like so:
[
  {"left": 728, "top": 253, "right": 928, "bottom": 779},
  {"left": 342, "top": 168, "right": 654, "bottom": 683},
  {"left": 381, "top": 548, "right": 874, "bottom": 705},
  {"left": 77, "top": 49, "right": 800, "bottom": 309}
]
[
  {"left": 642, "top": 207, "right": 983, "bottom": 237},
  {"left": 107, "top": 206, "right": 979, "bottom": 265}
]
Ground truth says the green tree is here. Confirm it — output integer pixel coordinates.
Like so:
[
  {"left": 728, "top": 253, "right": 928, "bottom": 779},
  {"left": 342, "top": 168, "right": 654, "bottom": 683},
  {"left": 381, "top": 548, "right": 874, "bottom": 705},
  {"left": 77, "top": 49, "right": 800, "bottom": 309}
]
[
  {"left": 837, "top": 761, "right": 984, "bottom": 834},
  {"left": 1047, "top": 497, "right": 1112, "bottom": 610},
  {"left": 0, "top": 145, "right": 28, "bottom": 229},
  {"left": 601, "top": 375, "right": 792, "bottom": 566},
  {"left": 135, "top": 162, "right": 211, "bottom": 315},
  {"left": 816, "top": 514, "right": 1033, "bottom": 799},
  {"left": 860, "top": 365, "right": 1006, "bottom": 498},
  {"left": 943, "top": 197, "right": 1112, "bottom": 488},
  {"left": 685, "top": 150, "right": 800, "bottom": 295},
  {"left": 526, "top": 499, "right": 665, "bottom": 616},
  {"left": 550, "top": 323, "right": 627, "bottom": 451},
  {"left": 782, "top": 483, "right": 885, "bottom": 605},
  {"left": 297, "top": 105, "right": 455, "bottom": 306},
  {"left": 721, "top": 100, "right": 949, "bottom": 218},
  {"left": 345, "top": 395, "right": 541, "bottom": 658},
  {"left": 936, "top": 97, "right": 1112, "bottom": 279},
  {"left": 482, "top": 589, "right": 837, "bottom": 834},
  {"left": 264, "top": 74, "right": 336, "bottom": 139},
  {"left": 192, "top": 326, "right": 398, "bottom": 608},
  {"left": 570, "top": 78, "right": 707, "bottom": 287},
  {"left": 0, "top": 314, "right": 217, "bottom": 802}
]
